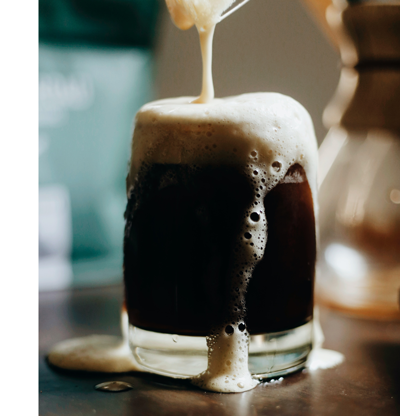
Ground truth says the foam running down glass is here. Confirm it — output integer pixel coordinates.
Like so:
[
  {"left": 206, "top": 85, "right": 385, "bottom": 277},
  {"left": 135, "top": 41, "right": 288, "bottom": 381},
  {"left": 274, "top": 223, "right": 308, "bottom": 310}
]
[{"left": 123, "top": 93, "right": 318, "bottom": 381}]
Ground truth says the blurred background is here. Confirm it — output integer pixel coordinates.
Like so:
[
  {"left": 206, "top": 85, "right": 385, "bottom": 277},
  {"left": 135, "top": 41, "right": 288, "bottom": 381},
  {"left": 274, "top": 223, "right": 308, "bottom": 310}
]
[{"left": 39, "top": 0, "right": 341, "bottom": 291}]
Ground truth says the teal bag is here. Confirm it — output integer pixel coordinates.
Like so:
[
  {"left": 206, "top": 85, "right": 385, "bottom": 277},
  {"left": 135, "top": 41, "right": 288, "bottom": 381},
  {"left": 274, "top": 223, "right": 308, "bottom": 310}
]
[{"left": 39, "top": 0, "right": 159, "bottom": 289}]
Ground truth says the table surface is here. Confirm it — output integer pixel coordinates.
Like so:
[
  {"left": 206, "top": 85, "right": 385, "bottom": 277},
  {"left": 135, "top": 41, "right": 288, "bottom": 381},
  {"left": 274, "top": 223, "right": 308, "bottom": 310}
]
[{"left": 39, "top": 285, "right": 400, "bottom": 416}]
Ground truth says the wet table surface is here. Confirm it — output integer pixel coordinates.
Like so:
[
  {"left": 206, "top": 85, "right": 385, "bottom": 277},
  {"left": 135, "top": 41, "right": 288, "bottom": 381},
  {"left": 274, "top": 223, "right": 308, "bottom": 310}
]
[{"left": 39, "top": 285, "right": 400, "bottom": 416}]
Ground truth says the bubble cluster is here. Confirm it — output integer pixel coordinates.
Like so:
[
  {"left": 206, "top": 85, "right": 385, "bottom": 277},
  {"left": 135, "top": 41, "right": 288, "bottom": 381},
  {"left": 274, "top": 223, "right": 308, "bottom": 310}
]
[{"left": 193, "top": 156, "right": 287, "bottom": 392}]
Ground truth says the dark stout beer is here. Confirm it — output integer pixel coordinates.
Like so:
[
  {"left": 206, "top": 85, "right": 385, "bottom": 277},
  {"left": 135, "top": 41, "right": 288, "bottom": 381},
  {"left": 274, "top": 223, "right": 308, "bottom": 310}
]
[{"left": 124, "top": 163, "right": 315, "bottom": 336}]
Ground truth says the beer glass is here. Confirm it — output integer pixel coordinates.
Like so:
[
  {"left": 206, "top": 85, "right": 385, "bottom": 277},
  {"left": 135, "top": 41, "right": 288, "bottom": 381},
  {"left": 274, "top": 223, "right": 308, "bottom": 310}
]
[{"left": 123, "top": 96, "right": 317, "bottom": 379}]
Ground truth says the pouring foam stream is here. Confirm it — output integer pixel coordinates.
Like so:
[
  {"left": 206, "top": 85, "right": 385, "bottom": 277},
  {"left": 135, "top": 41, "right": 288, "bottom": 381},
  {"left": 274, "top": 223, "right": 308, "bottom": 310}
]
[{"left": 166, "top": 0, "right": 241, "bottom": 103}]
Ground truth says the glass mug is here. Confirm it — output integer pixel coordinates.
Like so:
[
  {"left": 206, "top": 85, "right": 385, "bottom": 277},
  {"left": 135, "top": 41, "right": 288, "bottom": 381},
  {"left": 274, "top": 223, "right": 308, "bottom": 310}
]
[{"left": 123, "top": 102, "right": 317, "bottom": 380}]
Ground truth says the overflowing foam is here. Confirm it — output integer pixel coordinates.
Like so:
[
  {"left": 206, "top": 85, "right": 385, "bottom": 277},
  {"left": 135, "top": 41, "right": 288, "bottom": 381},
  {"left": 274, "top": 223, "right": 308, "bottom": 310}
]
[
  {"left": 47, "top": 335, "right": 138, "bottom": 373},
  {"left": 307, "top": 349, "right": 345, "bottom": 371},
  {"left": 48, "top": 309, "right": 141, "bottom": 373},
  {"left": 306, "top": 309, "right": 344, "bottom": 372},
  {"left": 192, "top": 325, "right": 257, "bottom": 392},
  {"left": 127, "top": 92, "right": 319, "bottom": 392},
  {"left": 128, "top": 93, "right": 318, "bottom": 203}
]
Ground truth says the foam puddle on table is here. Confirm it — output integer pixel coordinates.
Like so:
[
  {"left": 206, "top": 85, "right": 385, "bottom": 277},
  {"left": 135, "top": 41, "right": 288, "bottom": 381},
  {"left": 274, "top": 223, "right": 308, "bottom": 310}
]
[
  {"left": 48, "top": 308, "right": 344, "bottom": 384},
  {"left": 48, "top": 309, "right": 141, "bottom": 373}
]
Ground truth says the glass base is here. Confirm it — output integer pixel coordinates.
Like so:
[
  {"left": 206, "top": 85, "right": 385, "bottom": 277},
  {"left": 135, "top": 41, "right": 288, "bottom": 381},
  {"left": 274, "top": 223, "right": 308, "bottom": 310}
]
[{"left": 129, "top": 321, "right": 313, "bottom": 380}]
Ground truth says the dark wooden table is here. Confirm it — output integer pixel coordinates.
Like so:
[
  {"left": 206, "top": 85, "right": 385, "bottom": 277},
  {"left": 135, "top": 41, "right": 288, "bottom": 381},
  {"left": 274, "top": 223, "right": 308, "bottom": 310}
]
[{"left": 39, "top": 285, "right": 400, "bottom": 416}]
